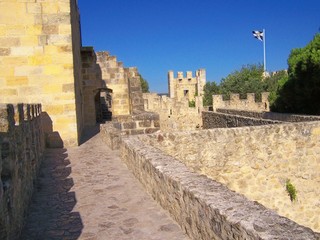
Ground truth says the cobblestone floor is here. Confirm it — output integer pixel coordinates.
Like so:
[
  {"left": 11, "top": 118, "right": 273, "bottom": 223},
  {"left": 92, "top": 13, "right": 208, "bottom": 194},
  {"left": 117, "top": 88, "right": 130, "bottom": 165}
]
[{"left": 20, "top": 133, "right": 189, "bottom": 240}]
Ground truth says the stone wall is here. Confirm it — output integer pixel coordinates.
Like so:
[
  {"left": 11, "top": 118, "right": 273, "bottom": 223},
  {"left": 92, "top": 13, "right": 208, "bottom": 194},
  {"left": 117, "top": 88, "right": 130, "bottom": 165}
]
[
  {"left": 140, "top": 122, "right": 320, "bottom": 233},
  {"left": 168, "top": 69, "right": 206, "bottom": 102},
  {"left": 212, "top": 93, "right": 270, "bottom": 112},
  {"left": 217, "top": 109, "right": 320, "bottom": 122},
  {"left": 202, "top": 111, "right": 281, "bottom": 128},
  {"left": 96, "top": 52, "right": 130, "bottom": 116},
  {"left": 143, "top": 93, "right": 203, "bottom": 131},
  {"left": 100, "top": 112, "right": 160, "bottom": 150},
  {"left": 80, "top": 47, "right": 105, "bottom": 129},
  {"left": 120, "top": 135, "right": 320, "bottom": 240},
  {"left": 127, "top": 68, "right": 145, "bottom": 113},
  {"left": 0, "top": 0, "right": 83, "bottom": 146},
  {"left": 70, "top": 0, "right": 85, "bottom": 145},
  {"left": 0, "top": 104, "right": 45, "bottom": 240}
]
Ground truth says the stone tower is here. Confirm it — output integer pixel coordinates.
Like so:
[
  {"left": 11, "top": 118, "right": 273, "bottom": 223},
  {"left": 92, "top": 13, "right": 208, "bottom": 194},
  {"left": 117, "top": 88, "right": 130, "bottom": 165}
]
[
  {"left": 168, "top": 69, "right": 206, "bottom": 101},
  {"left": 0, "top": 0, "right": 83, "bottom": 146}
]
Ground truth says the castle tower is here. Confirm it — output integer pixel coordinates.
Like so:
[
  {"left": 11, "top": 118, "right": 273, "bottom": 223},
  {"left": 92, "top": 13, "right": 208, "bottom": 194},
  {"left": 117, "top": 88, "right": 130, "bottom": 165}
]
[
  {"left": 0, "top": 0, "right": 84, "bottom": 146},
  {"left": 168, "top": 70, "right": 175, "bottom": 98},
  {"left": 196, "top": 69, "right": 206, "bottom": 97},
  {"left": 167, "top": 69, "right": 206, "bottom": 102}
]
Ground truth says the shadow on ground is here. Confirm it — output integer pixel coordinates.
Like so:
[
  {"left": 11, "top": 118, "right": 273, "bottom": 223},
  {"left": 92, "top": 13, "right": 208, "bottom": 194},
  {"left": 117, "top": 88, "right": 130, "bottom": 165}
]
[
  {"left": 20, "top": 148, "right": 83, "bottom": 240},
  {"left": 80, "top": 124, "right": 101, "bottom": 145}
]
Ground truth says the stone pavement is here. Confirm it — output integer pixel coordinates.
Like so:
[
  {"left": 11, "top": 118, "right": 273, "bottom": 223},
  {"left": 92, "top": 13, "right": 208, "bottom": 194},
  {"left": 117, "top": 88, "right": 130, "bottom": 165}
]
[{"left": 20, "top": 133, "right": 189, "bottom": 240}]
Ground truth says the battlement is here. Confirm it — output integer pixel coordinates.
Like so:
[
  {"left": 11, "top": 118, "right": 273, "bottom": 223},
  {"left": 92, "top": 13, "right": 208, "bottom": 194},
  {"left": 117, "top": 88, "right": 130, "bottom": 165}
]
[
  {"left": 168, "top": 69, "right": 206, "bottom": 101},
  {"left": 0, "top": 104, "right": 42, "bottom": 132},
  {"left": 168, "top": 69, "right": 206, "bottom": 80},
  {"left": 0, "top": 103, "right": 44, "bottom": 239},
  {"left": 212, "top": 92, "right": 269, "bottom": 112}
]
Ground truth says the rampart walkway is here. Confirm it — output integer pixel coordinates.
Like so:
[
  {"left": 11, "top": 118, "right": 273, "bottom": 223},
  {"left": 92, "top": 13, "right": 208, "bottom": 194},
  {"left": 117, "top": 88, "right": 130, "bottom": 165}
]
[{"left": 20, "top": 133, "right": 189, "bottom": 240}]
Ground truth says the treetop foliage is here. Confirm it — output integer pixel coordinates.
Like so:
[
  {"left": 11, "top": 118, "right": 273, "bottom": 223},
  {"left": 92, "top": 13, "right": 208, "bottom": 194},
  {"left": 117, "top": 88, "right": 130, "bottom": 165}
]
[{"left": 272, "top": 34, "right": 320, "bottom": 114}]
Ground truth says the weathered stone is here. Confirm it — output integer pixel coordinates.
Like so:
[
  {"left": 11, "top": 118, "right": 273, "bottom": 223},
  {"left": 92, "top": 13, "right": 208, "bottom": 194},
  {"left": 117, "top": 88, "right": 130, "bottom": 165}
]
[
  {"left": 0, "top": 104, "right": 44, "bottom": 240},
  {"left": 120, "top": 135, "right": 320, "bottom": 239}
]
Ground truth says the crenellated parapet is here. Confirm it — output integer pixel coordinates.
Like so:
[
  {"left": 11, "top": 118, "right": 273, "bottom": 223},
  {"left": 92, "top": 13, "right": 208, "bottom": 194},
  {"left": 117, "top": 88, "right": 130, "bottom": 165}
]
[
  {"left": 212, "top": 92, "right": 269, "bottom": 112},
  {"left": 168, "top": 69, "right": 206, "bottom": 101},
  {"left": 0, "top": 103, "right": 44, "bottom": 240}
]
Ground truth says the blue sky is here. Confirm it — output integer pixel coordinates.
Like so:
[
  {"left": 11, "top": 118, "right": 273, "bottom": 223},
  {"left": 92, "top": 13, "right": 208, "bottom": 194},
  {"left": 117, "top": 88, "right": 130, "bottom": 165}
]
[{"left": 78, "top": 0, "right": 320, "bottom": 93}]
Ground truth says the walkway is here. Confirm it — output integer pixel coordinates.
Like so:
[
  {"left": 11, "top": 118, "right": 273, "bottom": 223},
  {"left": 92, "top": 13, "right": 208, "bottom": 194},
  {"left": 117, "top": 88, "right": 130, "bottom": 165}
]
[{"left": 20, "top": 133, "right": 189, "bottom": 240}]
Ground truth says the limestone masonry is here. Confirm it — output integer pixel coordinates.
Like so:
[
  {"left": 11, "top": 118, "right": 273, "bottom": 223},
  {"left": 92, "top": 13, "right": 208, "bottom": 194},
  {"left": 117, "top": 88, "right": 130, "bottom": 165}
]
[
  {"left": 0, "top": 0, "right": 148, "bottom": 146},
  {"left": 0, "top": 104, "right": 44, "bottom": 239},
  {"left": 143, "top": 70, "right": 205, "bottom": 131},
  {"left": 1, "top": 0, "right": 320, "bottom": 239}
]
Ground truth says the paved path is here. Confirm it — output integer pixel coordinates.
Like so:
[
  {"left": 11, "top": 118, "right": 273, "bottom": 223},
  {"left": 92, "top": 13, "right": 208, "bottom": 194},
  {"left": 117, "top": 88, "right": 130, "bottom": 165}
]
[{"left": 20, "top": 133, "right": 189, "bottom": 240}]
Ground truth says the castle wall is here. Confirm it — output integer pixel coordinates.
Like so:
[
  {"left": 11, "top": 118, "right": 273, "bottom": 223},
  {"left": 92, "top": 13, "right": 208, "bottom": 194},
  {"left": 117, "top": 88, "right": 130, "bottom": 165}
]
[
  {"left": 139, "top": 122, "right": 320, "bottom": 232},
  {"left": 0, "top": 104, "right": 44, "bottom": 239},
  {"left": 202, "top": 111, "right": 282, "bottom": 128},
  {"left": 121, "top": 134, "right": 320, "bottom": 239},
  {"left": 0, "top": 0, "right": 83, "bottom": 146},
  {"left": 96, "top": 52, "right": 130, "bottom": 116},
  {"left": 143, "top": 93, "right": 203, "bottom": 131},
  {"left": 100, "top": 112, "right": 160, "bottom": 150},
  {"left": 81, "top": 47, "right": 105, "bottom": 129},
  {"left": 127, "top": 68, "right": 145, "bottom": 114},
  {"left": 168, "top": 69, "right": 206, "bottom": 102},
  {"left": 212, "top": 92, "right": 269, "bottom": 112}
]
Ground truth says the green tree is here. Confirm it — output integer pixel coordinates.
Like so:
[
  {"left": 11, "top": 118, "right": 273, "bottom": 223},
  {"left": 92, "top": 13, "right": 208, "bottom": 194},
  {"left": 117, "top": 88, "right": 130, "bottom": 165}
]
[
  {"left": 219, "top": 64, "right": 265, "bottom": 100},
  {"left": 264, "top": 70, "right": 288, "bottom": 107},
  {"left": 139, "top": 75, "right": 149, "bottom": 93},
  {"left": 203, "top": 81, "right": 220, "bottom": 106},
  {"left": 273, "top": 34, "right": 320, "bottom": 114}
]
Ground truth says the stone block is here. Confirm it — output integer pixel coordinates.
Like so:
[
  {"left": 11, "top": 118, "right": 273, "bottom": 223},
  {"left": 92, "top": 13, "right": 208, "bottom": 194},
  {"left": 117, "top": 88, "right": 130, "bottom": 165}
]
[
  {"left": 28, "top": 54, "right": 52, "bottom": 66},
  {"left": 58, "top": 24, "right": 71, "bottom": 34},
  {"left": 123, "top": 122, "right": 136, "bottom": 130},
  {"left": 27, "top": 3, "right": 41, "bottom": 13},
  {"left": 47, "top": 34, "right": 71, "bottom": 45},
  {"left": 153, "top": 120, "right": 160, "bottom": 128},
  {"left": 26, "top": 25, "right": 42, "bottom": 35},
  {"left": 63, "top": 104, "right": 75, "bottom": 112},
  {"left": 59, "top": 45, "right": 72, "bottom": 53},
  {"left": 42, "top": 13, "right": 70, "bottom": 25},
  {"left": 15, "top": 65, "right": 43, "bottom": 76},
  {"left": 42, "top": 25, "right": 59, "bottom": 34},
  {"left": 20, "top": 35, "right": 39, "bottom": 46},
  {"left": 44, "top": 105, "right": 64, "bottom": 115},
  {"left": 6, "top": 76, "right": 28, "bottom": 86},
  {"left": 139, "top": 120, "right": 151, "bottom": 128},
  {"left": 42, "top": 84, "right": 62, "bottom": 94},
  {"left": 11, "top": 47, "right": 35, "bottom": 56},
  {"left": 0, "top": 66, "right": 14, "bottom": 77},
  {"left": 0, "top": 48, "right": 10, "bottom": 56},
  {"left": 43, "top": 65, "right": 63, "bottom": 75},
  {"left": 145, "top": 128, "right": 160, "bottom": 134},
  {"left": 0, "top": 88, "right": 17, "bottom": 96},
  {"left": 52, "top": 52, "right": 73, "bottom": 64},
  {"left": 0, "top": 37, "right": 20, "bottom": 47},
  {"left": 2, "top": 56, "right": 28, "bottom": 66},
  {"left": 62, "top": 83, "right": 74, "bottom": 93},
  {"left": 130, "top": 129, "right": 144, "bottom": 135},
  {"left": 6, "top": 25, "right": 26, "bottom": 36}
]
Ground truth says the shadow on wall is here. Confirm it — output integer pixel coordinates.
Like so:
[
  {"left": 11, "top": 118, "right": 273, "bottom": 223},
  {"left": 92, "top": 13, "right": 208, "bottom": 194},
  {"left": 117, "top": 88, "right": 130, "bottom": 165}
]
[
  {"left": 20, "top": 148, "right": 83, "bottom": 239},
  {"left": 80, "top": 124, "right": 101, "bottom": 145},
  {"left": 41, "top": 112, "right": 64, "bottom": 149}
]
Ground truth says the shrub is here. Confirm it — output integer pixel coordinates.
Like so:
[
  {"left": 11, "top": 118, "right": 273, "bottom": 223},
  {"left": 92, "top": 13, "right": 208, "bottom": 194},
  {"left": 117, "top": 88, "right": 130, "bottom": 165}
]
[{"left": 286, "top": 179, "right": 297, "bottom": 202}]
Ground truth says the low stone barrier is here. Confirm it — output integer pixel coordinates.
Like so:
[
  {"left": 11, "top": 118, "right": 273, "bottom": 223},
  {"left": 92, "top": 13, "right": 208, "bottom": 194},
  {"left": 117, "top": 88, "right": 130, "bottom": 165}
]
[
  {"left": 216, "top": 108, "right": 320, "bottom": 122},
  {"left": 202, "top": 111, "right": 281, "bottom": 129},
  {"left": 100, "top": 111, "right": 160, "bottom": 149},
  {"left": 0, "top": 104, "right": 45, "bottom": 239},
  {"left": 120, "top": 136, "right": 320, "bottom": 239}
]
